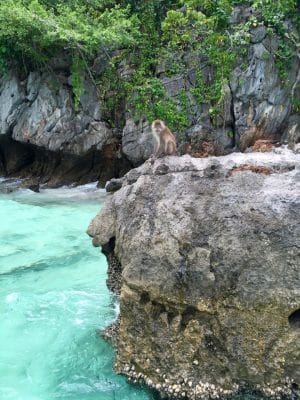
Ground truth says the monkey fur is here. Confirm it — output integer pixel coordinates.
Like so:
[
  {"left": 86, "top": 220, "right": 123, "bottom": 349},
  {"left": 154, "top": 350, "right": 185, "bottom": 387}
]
[{"left": 151, "top": 119, "right": 177, "bottom": 157}]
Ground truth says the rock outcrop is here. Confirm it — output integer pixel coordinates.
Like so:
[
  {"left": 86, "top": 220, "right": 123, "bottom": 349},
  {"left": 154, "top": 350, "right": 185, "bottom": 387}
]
[
  {"left": 231, "top": 33, "right": 298, "bottom": 151},
  {"left": 121, "top": 9, "right": 300, "bottom": 165},
  {"left": 0, "top": 70, "right": 131, "bottom": 186},
  {"left": 0, "top": 70, "right": 112, "bottom": 154},
  {"left": 0, "top": 5, "right": 299, "bottom": 183},
  {"left": 88, "top": 148, "right": 300, "bottom": 399}
]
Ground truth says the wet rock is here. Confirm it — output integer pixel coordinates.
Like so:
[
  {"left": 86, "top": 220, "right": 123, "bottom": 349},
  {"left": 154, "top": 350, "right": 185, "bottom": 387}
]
[
  {"left": 105, "top": 178, "right": 124, "bottom": 193},
  {"left": 0, "top": 134, "right": 130, "bottom": 187},
  {"left": 20, "top": 179, "right": 40, "bottom": 192},
  {"left": 98, "top": 318, "right": 120, "bottom": 348}
]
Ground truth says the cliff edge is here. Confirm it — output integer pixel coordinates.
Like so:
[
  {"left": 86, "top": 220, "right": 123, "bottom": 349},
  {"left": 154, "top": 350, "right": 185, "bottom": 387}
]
[{"left": 88, "top": 148, "right": 300, "bottom": 399}]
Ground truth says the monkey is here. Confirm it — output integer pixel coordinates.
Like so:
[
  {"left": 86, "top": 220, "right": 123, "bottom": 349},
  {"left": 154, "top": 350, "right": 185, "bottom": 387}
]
[{"left": 151, "top": 119, "right": 177, "bottom": 157}]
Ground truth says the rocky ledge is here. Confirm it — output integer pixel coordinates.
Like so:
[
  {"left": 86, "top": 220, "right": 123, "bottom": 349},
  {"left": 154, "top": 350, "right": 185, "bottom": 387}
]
[{"left": 88, "top": 148, "right": 300, "bottom": 399}]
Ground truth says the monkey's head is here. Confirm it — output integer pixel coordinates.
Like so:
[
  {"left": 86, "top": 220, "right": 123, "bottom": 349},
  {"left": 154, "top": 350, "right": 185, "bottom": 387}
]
[{"left": 151, "top": 119, "right": 166, "bottom": 134}]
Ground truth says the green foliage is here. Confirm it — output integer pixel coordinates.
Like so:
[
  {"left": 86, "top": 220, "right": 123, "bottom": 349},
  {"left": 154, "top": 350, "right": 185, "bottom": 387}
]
[
  {"left": 253, "top": 0, "right": 296, "bottom": 31},
  {"left": 159, "top": 1, "right": 236, "bottom": 128},
  {"left": 98, "top": 56, "right": 126, "bottom": 128},
  {"left": 162, "top": 7, "right": 217, "bottom": 51},
  {"left": 249, "top": 0, "right": 299, "bottom": 89},
  {"left": 0, "top": 0, "right": 140, "bottom": 68},
  {"left": 0, "top": 0, "right": 298, "bottom": 133},
  {"left": 125, "top": 77, "right": 188, "bottom": 133},
  {"left": 180, "top": 0, "right": 232, "bottom": 24},
  {"left": 70, "top": 56, "right": 85, "bottom": 111},
  {"left": 275, "top": 41, "right": 295, "bottom": 82}
]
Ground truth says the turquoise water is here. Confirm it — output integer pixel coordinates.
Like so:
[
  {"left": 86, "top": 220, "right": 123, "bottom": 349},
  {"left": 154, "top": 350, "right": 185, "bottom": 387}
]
[{"left": 0, "top": 184, "right": 155, "bottom": 400}]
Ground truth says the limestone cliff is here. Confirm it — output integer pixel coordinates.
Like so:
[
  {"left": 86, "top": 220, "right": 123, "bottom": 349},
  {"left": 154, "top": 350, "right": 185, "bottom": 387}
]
[
  {"left": 0, "top": 5, "right": 299, "bottom": 186},
  {"left": 88, "top": 148, "right": 300, "bottom": 399},
  {"left": 0, "top": 69, "right": 131, "bottom": 186}
]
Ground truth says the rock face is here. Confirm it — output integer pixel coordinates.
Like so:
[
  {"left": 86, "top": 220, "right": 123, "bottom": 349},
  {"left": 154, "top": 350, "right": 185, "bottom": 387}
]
[
  {"left": 88, "top": 148, "right": 300, "bottom": 399},
  {"left": 122, "top": 119, "right": 154, "bottom": 166},
  {"left": 0, "top": 6, "right": 299, "bottom": 182},
  {"left": 231, "top": 35, "right": 298, "bottom": 151},
  {"left": 0, "top": 71, "right": 113, "bottom": 154},
  {"left": 0, "top": 71, "right": 131, "bottom": 186},
  {"left": 122, "top": 11, "right": 300, "bottom": 165}
]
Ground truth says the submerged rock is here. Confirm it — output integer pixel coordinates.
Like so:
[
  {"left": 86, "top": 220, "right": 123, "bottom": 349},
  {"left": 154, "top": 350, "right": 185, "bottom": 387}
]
[{"left": 88, "top": 148, "right": 300, "bottom": 399}]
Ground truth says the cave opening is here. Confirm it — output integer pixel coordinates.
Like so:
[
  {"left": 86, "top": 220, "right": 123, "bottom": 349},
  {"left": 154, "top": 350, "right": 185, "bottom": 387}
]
[
  {"left": 140, "top": 291, "right": 150, "bottom": 305},
  {"left": 288, "top": 309, "right": 300, "bottom": 329}
]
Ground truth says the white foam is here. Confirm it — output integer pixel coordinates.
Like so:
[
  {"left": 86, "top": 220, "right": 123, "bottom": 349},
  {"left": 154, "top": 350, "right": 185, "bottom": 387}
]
[
  {"left": 74, "top": 318, "right": 84, "bottom": 325},
  {"left": 5, "top": 292, "right": 18, "bottom": 303},
  {"left": 113, "top": 301, "right": 120, "bottom": 319},
  {"left": 39, "top": 183, "right": 106, "bottom": 202}
]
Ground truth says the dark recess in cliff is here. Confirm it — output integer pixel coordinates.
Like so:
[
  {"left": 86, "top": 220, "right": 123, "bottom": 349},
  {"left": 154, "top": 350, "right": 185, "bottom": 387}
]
[
  {"left": 0, "top": 135, "right": 132, "bottom": 187},
  {"left": 100, "top": 237, "right": 123, "bottom": 294},
  {"left": 289, "top": 309, "right": 300, "bottom": 329}
]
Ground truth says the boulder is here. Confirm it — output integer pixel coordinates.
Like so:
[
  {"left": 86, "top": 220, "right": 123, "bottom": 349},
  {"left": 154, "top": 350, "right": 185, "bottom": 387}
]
[{"left": 88, "top": 148, "right": 300, "bottom": 399}]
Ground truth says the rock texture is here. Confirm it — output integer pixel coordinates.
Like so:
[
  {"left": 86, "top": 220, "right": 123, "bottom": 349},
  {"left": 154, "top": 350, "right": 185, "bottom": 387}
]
[
  {"left": 0, "top": 6, "right": 299, "bottom": 182},
  {"left": 88, "top": 148, "right": 300, "bottom": 399},
  {"left": 121, "top": 10, "right": 300, "bottom": 165},
  {"left": 231, "top": 35, "right": 298, "bottom": 151},
  {"left": 0, "top": 71, "right": 131, "bottom": 186},
  {"left": 122, "top": 119, "right": 154, "bottom": 166},
  {"left": 0, "top": 71, "right": 113, "bottom": 154}
]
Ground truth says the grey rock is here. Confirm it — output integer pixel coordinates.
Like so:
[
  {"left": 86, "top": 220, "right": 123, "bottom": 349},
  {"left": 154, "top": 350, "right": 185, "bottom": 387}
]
[
  {"left": 79, "top": 77, "right": 102, "bottom": 121},
  {"left": 186, "top": 124, "right": 233, "bottom": 156},
  {"left": 88, "top": 148, "right": 300, "bottom": 398},
  {"left": 92, "top": 52, "right": 109, "bottom": 75},
  {"left": 250, "top": 26, "right": 267, "bottom": 44},
  {"left": 105, "top": 178, "right": 123, "bottom": 192},
  {"left": 0, "top": 73, "right": 26, "bottom": 134},
  {"left": 161, "top": 76, "right": 186, "bottom": 97},
  {"left": 262, "top": 33, "right": 280, "bottom": 54},
  {"left": 122, "top": 119, "right": 154, "bottom": 166},
  {"left": 229, "top": 6, "right": 259, "bottom": 24},
  {"left": 282, "top": 115, "right": 300, "bottom": 149},
  {"left": 125, "top": 20, "right": 298, "bottom": 162},
  {"left": 231, "top": 36, "right": 299, "bottom": 150},
  {"left": 48, "top": 53, "right": 71, "bottom": 72},
  {"left": 20, "top": 179, "right": 40, "bottom": 192},
  {"left": 1, "top": 10, "right": 298, "bottom": 169},
  {"left": 155, "top": 60, "right": 167, "bottom": 76},
  {"left": 0, "top": 71, "right": 114, "bottom": 156},
  {"left": 268, "top": 86, "right": 289, "bottom": 105}
]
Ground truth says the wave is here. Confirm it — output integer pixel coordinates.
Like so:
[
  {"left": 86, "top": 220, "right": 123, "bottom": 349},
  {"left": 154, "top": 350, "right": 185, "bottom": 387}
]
[{"left": 0, "top": 180, "right": 107, "bottom": 205}]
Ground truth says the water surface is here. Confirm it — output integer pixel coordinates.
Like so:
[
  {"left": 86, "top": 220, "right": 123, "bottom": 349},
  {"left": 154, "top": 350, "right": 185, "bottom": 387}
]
[{"left": 0, "top": 184, "right": 154, "bottom": 400}]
